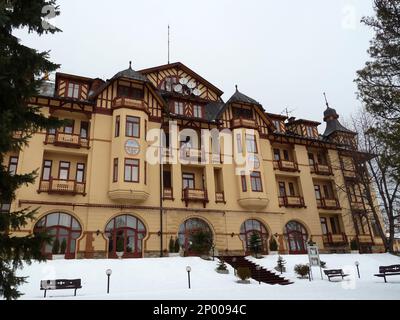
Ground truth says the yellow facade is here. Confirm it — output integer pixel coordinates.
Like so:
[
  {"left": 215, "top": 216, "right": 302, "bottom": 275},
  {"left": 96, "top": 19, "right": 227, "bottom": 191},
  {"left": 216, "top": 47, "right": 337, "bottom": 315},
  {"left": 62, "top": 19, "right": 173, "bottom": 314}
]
[{"left": 3, "top": 62, "right": 385, "bottom": 259}]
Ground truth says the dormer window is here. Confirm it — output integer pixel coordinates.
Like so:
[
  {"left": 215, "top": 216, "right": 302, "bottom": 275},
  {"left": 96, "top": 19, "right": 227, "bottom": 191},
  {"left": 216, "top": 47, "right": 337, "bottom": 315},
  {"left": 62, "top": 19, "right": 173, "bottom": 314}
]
[
  {"left": 67, "top": 82, "right": 80, "bottom": 99},
  {"left": 306, "top": 126, "right": 315, "bottom": 138},
  {"left": 273, "top": 120, "right": 282, "bottom": 133}
]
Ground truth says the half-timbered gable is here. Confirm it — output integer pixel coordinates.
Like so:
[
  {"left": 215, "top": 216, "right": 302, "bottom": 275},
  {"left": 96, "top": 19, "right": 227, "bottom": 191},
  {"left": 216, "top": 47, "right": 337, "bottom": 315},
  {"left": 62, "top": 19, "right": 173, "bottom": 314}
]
[
  {"left": 286, "top": 118, "right": 321, "bottom": 138},
  {"left": 266, "top": 112, "right": 288, "bottom": 134}
]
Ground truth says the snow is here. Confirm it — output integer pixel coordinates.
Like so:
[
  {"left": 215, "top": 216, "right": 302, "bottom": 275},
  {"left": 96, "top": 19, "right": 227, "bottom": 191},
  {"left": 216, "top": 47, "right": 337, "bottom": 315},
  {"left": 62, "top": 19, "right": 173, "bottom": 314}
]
[{"left": 12, "top": 253, "right": 400, "bottom": 300}]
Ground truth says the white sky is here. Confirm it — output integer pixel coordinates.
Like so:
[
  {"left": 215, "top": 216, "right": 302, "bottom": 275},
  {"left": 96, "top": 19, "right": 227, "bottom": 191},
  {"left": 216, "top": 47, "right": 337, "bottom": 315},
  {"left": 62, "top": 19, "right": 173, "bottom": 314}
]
[{"left": 14, "top": 0, "right": 375, "bottom": 129}]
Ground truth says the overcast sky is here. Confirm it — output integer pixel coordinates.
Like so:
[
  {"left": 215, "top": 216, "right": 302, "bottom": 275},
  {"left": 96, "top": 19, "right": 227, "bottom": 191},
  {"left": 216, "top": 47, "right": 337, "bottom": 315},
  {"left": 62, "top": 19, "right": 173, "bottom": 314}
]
[{"left": 15, "top": 0, "right": 375, "bottom": 129}]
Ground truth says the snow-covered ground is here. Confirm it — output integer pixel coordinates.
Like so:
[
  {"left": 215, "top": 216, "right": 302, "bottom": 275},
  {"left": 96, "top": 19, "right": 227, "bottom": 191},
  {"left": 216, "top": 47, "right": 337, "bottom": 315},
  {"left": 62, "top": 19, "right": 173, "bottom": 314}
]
[{"left": 14, "top": 253, "right": 400, "bottom": 300}]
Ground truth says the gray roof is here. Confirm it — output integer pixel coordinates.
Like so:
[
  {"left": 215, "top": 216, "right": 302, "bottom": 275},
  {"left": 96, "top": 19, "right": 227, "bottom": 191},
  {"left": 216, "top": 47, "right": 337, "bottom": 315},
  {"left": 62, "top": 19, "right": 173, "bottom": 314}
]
[
  {"left": 322, "top": 107, "right": 356, "bottom": 136},
  {"left": 226, "top": 88, "right": 261, "bottom": 106},
  {"left": 204, "top": 101, "right": 225, "bottom": 121},
  {"left": 111, "top": 66, "right": 149, "bottom": 83},
  {"left": 38, "top": 81, "right": 55, "bottom": 97}
]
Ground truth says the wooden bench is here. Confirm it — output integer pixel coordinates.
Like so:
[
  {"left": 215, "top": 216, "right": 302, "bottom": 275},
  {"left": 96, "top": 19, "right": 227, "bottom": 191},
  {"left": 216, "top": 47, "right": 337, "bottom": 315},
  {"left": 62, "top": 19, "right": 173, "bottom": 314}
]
[
  {"left": 323, "top": 269, "right": 349, "bottom": 281},
  {"left": 374, "top": 265, "right": 400, "bottom": 283},
  {"left": 40, "top": 279, "right": 82, "bottom": 298}
]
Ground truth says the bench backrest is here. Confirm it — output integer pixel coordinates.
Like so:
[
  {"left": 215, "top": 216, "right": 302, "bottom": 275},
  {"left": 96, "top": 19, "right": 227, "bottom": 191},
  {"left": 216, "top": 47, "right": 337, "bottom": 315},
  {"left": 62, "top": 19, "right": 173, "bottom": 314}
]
[
  {"left": 41, "top": 279, "right": 81, "bottom": 289},
  {"left": 379, "top": 265, "right": 400, "bottom": 273},
  {"left": 323, "top": 269, "right": 343, "bottom": 275}
]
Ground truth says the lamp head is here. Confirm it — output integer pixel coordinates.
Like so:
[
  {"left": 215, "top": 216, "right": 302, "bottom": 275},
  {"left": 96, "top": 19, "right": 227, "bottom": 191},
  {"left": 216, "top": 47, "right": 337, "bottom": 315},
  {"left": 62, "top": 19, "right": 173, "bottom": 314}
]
[
  {"left": 355, "top": 261, "right": 359, "bottom": 266},
  {"left": 106, "top": 269, "right": 112, "bottom": 276},
  {"left": 186, "top": 266, "right": 192, "bottom": 272}
]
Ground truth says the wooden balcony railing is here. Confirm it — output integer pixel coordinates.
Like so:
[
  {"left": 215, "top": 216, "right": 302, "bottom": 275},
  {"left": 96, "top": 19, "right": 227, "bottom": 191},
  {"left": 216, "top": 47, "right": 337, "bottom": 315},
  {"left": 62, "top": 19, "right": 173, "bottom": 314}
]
[
  {"left": 163, "top": 187, "right": 174, "bottom": 200},
  {"left": 45, "top": 132, "right": 89, "bottom": 149},
  {"left": 215, "top": 191, "right": 226, "bottom": 203},
  {"left": 316, "top": 198, "right": 341, "bottom": 210},
  {"left": 230, "top": 118, "right": 257, "bottom": 129},
  {"left": 323, "top": 232, "right": 348, "bottom": 245},
  {"left": 357, "top": 234, "right": 374, "bottom": 244},
  {"left": 273, "top": 160, "right": 299, "bottom": 172},
  {"left": 179, "top": 148, "right": 204, "bottom": 162},
  {"left": 112, "top": 97, "right": 147, "bottom": 112},
  {"left": 310, "top": 163, "right": 333, "bottom": 176},
  {"left": 182, "top": 188, "right": 208, "bottom": 208},
  {"left": 278, "top": 195, "right": 306, "bottom": 208},
  {"left": 38, "top": 178, "right": 86, "bottom": 195}
]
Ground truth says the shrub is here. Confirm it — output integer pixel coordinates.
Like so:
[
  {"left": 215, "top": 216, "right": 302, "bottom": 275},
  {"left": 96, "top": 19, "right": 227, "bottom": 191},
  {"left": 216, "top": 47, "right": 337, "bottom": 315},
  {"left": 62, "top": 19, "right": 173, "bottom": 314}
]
[
  {"left": 236, "top": 267, "right": 252, "bottom": 281},
  {"left": 174, "top": 237, "right": 180, "bottom": 253},
  {"left": 269, "top": 237, "right": 278, "bottom": 251},
  {"left": 169, "top": 236, "right": 174, "bottom": 253},
  {"left": 350, "top": 238, "right": 359, "bottom": 250},
  {"left": 52, "top": 238, "right": 60, "bottom": 254},
  {"left": 116, "top": 237, "right": 124, "bottom": 252},
  {"left": 60, "top": 238, "right": 67, "bottom": 254},
  {"left": 294, "top": 264, "right": 310, "bottom": 278},
  {"left": 320, "top": 261, "right": 327, "bottom": 269},
  {"left": 216, "top": 259, "right": 228, "bottom": 271}
]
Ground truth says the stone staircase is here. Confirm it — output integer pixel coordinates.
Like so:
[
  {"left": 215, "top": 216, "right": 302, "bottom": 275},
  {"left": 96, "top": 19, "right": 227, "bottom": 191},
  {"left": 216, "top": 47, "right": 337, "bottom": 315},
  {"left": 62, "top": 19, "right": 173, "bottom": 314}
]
[{"left": 222, "top": 256, "right": 293, "bottom": 285}]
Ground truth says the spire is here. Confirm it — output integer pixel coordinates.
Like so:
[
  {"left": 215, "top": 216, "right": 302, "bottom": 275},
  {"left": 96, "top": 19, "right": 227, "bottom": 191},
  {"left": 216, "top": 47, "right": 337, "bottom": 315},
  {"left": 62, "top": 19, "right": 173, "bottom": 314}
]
[
  {"left": 322, "top": 94, "right": 355, "bottom": 137},
  {"left": 129, "top": 61, "right": 132, "bottom": 69},
  {"left": 323, "top": 92, "right": 329, "bottom": 109},
  {"left": 235, "top": 84, "right": 238, "bottom": 92}
]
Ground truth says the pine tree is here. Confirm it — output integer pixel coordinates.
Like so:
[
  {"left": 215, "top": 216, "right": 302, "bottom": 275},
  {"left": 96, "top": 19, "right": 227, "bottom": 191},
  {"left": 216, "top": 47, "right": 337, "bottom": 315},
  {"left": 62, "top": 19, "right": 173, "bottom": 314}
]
[
  {"left": 0, "top": 1, "right": 65, "bottom": 300},
  {"left": 355, "top": 0, "right": 400, "bottom": 252},
  {"left": 275, "top": 255, "right": 286, "bottom": 274},
  {"left": 174, "top": 237, "right": 180, "bottom": 253},
  {"left": 168, "top": 236, "right": 174, "bottom": 253}
]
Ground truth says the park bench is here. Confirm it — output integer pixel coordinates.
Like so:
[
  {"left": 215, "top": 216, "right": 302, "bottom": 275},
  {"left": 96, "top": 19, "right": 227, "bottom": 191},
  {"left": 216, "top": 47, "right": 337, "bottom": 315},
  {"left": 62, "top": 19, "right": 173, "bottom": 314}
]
[
  {"left": 40, "top": 279, "right": 82, "bottom": 298},
  {"left": 374, "top": 265, "right": 400, "bottom": 283},
  {"left": 323, "top": 269, "right": 349, "bottom": 281}
]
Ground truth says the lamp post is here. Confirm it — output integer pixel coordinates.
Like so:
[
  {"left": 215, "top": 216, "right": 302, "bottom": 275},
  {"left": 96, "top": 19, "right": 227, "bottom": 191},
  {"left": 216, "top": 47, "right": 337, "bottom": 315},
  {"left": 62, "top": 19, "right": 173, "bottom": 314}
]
[
  {"left": 355, "top": 261, "right": 360, "bottom": 278},
  {"left": 256, "top": 266, "right": 261, "bottom": 285},
  {"left": 106, "top": 269, "right": 112, "bottom": 294},
  {"left": 186, "top": 266, "right": 192, "bottom": 289}
]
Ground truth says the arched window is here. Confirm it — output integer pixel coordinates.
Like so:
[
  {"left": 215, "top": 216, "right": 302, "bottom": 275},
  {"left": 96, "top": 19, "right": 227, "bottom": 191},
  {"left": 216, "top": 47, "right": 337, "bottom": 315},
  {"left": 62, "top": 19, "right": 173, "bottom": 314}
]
[
  {"left": 285, "top": 221, "right": 308, "bottom": 254},
  {"left": 34, "top": 212, "right": 82, "bottom": 259},
  {"left": 178, "top": 218, "right": 212, "bottom": 255},
  {"left": 240, "top": 219, "right": 269, "bottom": 254},
  {"left": 105, "top": 214, "right": 146, "bottom": 258}
]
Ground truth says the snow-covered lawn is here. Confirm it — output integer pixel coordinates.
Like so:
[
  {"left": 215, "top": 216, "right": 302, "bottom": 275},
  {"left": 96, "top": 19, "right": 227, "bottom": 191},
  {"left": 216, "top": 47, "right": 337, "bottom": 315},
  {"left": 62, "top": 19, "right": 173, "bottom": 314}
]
[{"left": 14, "top": 253, "right": 400, "bottom": 300}]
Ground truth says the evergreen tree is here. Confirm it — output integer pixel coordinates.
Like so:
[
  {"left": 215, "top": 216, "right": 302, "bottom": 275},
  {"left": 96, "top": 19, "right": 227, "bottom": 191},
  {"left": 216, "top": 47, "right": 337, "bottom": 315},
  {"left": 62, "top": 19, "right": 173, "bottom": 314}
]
[
  {"left": 174, "top": 237, "right": 180, "bottom": 253},
  {"left": 168, "top": 236, "right": 174, "bottom": 253},
  {"left": 355, "top": 1, "right": 400, "bottom": 251},
  {"left": 249, "top": 232, "right": 262, "bottom": 257},
  {"left": 0, "top": 0, "right": 65, "bottom": 300},
  {"left": 275, "top": 255, "right": 286, "bottom": 274}
]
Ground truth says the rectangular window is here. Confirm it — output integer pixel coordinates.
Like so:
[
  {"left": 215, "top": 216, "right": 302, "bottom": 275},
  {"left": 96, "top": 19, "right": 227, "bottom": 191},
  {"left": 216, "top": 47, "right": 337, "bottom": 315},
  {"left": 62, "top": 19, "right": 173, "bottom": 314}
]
[
  {"left": 306, "top": 126, "right": 314, "bottom": 137},
  {"left": 126, "top": 116, "right": 140, "bottom": 138},
  {"left": 273, "top": 120, "right": 281, "bottom": 133},
  {"left": 115, "top": 116, "right": 120, "bottom": 137},
  {"left": 320, "top": 217, "right": 328, "bottom": 235},
  {"left": 283, "top": 150, "right": 290, "bottom": 161},
  {"left": 67, "top": 82, "right": 80, "bottom": 99},
  {"left": 0, "top": 203, "right": 11, "bottom": 214},
  {"left": 236, "top": 134, "right": 243, "bottom": 153},
  {"left": 308, "top": 153, "right": 315, "bottom": 166},
  {"left": 174, "top": 101, "right": 184, "bottom": 115},
  {"left": 288, "top": 182, "right": 295, "bottom": 196},
  {"left": 278, "top": 182, "right": 286, "bottom": 197},
  {"left": 113, "top": 158, "right": 118, "bottom": 182},
  {"left": 124, "top": 158, "right": 139, "bottom": 182},
  {"left": 8, "top": 156, "right": 18, "bottom": 175},
  {"left": 48, "top": 117, "right": 57, "bottom": 135},
  {"left": 273, "top": 149, "right": 280, "bottom": 161},
  {"left": 323, "top": 185, "right": 331, "bottom": 199},
  {"left": 314, "top": 185, "right": 321, "bottom": 199},
  {"left": 117, "top": 85, "right": 144, "bottom": 99},
  {"left": 42, "top": 160, "right": 52, "bottom": 181},
  {"left": 182, "top": 173, "right": 195, "bottom": 189},
  {"left": 63, "top": 120, "right": 74, "bottom": 134},
  {"left": 76, "top": 163, "right": 85, "bottom": 183},
  {"left": 250, "top": 171, "right": 263, "bottom": 192},
  {"left": 330, "top": 216, "right": 339, "bottom": 234},
  {"left": 193, "top": 105, "right": 202, "bottom": 118},
  {"left": 58, "top": 161, "right": 70, "bottom": 180},
  {"left": 232, "top": 107, "right": 253, "bottom": 119},
  {"left": 163, "top": 171, "right": 172, "bottom": 188},
  {"left": 80, "top": 121, "right": 89, "bottom": 139},
  {"left": 245, "top": 134, "right": 257, "bottom": 153},
  {"left": 240, "top": 172, "right": 247, "bottom": 192}
]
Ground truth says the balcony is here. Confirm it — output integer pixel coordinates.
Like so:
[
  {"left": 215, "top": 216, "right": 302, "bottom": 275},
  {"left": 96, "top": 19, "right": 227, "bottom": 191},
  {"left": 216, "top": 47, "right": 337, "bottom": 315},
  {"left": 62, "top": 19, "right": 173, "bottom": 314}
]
[
  {"left": 182, "top": 188, "right": 208, "bottom": 207},
  {"left": 350, "top": 196, "right": 365, "bottom": 211},
  {"left": 230, "top": 118, "right": 257, "bottom": 129},
  {"left": 45, "top": 132, "right": 89, "bottom": 149},
  {"left": 278, "top": 196, "right": 306, "bottom": 208},
  {"left": 323, "top": 233, "right": 348, "bottom": 245},
  {"left": 317, "top": 198, "right": 340, "bottom": 210},
  {"left": 273, "top": 160, "right": 299, "bottom": 172},
  {"left": 358, "top": 234, "right": 374, "bottom": 244},
  {"left": 179, "top": 148, "right": 204, "bottom": 163},
  {"left": 112, "top": 97, "right": 148, "bottom": 112},
  {"left": 163, "top": 187, "right": 174, "bottom": 200},
  {"left": 38, "top": 178, "right": 86, "bottom": 195},
  {"left": 310, "top": 163, "right": 333, "bottom": 176},
  {"left": 343, "top": 169, "right": 357, "bottom": 179},
  {"left": 215, "top": 191, "right": 226, "bottom": 203}
]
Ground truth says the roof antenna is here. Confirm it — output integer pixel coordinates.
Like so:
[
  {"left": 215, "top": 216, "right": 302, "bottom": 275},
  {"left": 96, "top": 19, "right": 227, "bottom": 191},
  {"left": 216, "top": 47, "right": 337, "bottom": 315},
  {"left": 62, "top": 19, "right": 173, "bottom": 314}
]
[
  {"left": 323, "top": 92, "right": 330, "bottom": 108},
  {"left": 129, "top": 61, "right": 132, "bottom": 69},
  {"left": 167, "top": 24, "right": 170, "bottom": 64},
  {"left": 281, "top": 107, "right": 295, "bottom": 118}
]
